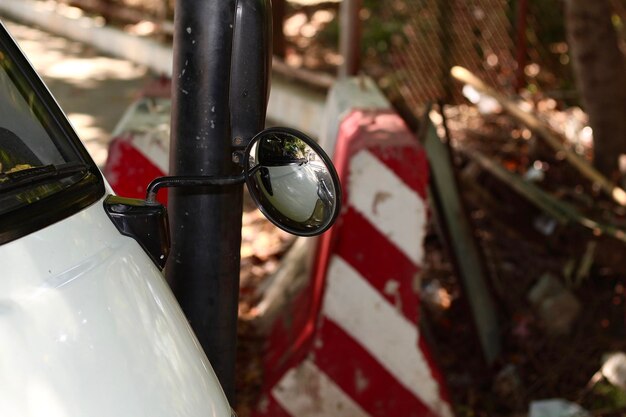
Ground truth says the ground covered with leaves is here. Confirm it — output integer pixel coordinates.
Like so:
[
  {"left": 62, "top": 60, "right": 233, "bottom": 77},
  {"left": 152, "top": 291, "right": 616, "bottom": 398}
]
[{"left": 422, "top": 101, "right": 626, "bottom": 417}]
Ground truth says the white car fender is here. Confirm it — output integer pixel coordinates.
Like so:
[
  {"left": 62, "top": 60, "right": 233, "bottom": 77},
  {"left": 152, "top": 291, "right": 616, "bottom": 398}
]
[{"left": 0, "top": 197, "right": 231, "bottom": 417}]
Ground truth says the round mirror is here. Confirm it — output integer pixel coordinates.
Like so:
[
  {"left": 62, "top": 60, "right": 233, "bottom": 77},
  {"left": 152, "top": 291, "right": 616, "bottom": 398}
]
[{"left": 244, "top": 127, "right": 342, "bottom": 236}]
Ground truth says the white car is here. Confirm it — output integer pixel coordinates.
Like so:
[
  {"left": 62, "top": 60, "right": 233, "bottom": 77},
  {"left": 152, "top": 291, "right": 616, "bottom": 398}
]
[{"left": 0, "top": 21, "right": 233, "bottom": 417}]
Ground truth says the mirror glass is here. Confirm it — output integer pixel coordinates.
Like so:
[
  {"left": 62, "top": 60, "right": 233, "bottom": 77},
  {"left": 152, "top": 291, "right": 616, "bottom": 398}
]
[{"left": 244, "top": 127, "right": 342, "bottom": 236}]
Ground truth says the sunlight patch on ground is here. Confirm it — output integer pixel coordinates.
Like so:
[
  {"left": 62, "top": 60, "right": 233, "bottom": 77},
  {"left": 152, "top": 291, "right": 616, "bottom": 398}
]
[
  {"left": 45, "top": 57, "right": 146, "bottom": 82},
  {"left": 83, "top": 140, "right": 109, "bottom": 168},
  {"left": 67, "top": 113, "right": 109, "bottom": 167}
]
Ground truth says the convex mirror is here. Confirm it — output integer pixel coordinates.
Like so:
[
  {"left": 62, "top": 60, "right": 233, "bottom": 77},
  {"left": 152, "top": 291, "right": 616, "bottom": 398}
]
[{"left": 244, "top": 127, "right": 342, "bottom": 236}]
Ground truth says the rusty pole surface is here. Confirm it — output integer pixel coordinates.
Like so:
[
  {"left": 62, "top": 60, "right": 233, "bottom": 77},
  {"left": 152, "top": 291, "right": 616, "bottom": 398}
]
[{"left": 338, "top": 0, "right": 362, "bottom": 77}]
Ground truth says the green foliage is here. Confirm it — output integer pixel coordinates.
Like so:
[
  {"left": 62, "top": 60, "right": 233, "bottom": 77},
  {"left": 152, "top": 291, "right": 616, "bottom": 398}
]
[
  {"left": 316, "top": 0, "right": 410, "bottom": 63},
  {"left": 585, "top": 380, "right": 626, "bottom": 413},
  {"left": 361, "top": 0, "right": 409, "bottom": 57}
]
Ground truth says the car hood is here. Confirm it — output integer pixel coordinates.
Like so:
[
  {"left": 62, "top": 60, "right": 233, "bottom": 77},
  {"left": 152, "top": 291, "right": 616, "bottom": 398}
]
[{"left": 0, "top": 196, "right": 231, "bottom": 417}]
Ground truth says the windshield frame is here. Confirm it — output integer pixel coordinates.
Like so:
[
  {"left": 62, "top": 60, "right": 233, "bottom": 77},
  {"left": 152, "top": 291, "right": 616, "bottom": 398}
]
[{"left": 0, "top": 21, "right": 105, "bottom": 245}]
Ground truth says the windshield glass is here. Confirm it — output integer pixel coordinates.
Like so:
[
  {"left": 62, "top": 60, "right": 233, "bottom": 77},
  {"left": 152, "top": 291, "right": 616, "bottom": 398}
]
[
  {"left": 0, "top": 64, "right": 66, "bottom": 169},
  {"left": 0, "top": 25, "right": 90, "bottom": 217}
]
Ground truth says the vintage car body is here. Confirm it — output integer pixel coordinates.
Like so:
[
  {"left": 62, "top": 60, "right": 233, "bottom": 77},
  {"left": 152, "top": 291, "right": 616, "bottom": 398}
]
[{"left": 0, "top": 20, "right": 232, "bottom": 417}]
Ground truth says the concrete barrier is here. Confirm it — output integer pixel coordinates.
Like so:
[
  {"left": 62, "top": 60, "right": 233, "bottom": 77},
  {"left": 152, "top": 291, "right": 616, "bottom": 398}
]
[{"left": 251, "top": 78, "right": 453, "bottom": 417}]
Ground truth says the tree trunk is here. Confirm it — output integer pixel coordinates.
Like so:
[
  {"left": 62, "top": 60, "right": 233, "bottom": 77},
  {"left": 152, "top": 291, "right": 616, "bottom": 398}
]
[{"left": 565, "top": 0, "right": 626, "bottom": 179}]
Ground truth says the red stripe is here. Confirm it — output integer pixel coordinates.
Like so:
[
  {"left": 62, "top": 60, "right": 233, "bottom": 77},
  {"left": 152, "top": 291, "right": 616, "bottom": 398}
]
[
  {"left": 314, "top": 318, "right": 441, "bottom": 417},
  {"left": 262, "top": 284, "right": 316, "bottom": 387},
  {"left": 337, "top": 110, "right": 429, "bottom": 199},
  {"left": 368, "top": 144, "right": 429, "bottom": 200},
  {"left": 334, "top": 207, "right": 421, "bottom": 324},
  {"left": 104, "top": 138, "right": 168, "bottom": 204}
]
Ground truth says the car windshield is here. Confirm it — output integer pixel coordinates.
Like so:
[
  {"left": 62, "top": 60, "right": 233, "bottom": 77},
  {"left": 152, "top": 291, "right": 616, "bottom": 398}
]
[
  {"left": 0, "top": 67, "right": 66, "bottom": 170},
  {"left": 0, "top": 25, "right": 90, "bottom": 216}
]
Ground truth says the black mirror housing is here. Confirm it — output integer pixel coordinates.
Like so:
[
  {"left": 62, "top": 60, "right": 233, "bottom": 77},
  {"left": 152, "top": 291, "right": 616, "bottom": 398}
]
[{"left": 243, "top": 127, "right": 342, "bottom": 236}]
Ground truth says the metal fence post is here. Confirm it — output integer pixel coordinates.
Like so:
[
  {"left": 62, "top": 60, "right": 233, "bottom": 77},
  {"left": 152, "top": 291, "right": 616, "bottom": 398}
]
[
  {"left": 339, "top": 0, "right": 362, "bottom": 77},
  {"left": 514, "top": 0, "right": 529, "bottom": 92}
]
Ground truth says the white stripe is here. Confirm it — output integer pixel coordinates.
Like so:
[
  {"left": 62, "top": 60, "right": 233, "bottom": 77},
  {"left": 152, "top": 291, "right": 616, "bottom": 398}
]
[
  {"left": 348, "top": 150, "right": 426, "bottom": 265},
  {"left": 324, "top": 257, "right": 454, "bottom": 417},
  {"left": 129, "top": 130, "right": 170, "bottom": 174},
  {"left": 272, "top": 359, "right": 370, "bottom": 417}
]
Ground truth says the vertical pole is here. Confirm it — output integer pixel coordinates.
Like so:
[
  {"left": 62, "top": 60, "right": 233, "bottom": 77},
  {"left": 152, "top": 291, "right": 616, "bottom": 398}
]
[
  {"left": 437, "top": 0, "right": 453, "bottom": 101},
  {"left": 272, "top": 0, "right": 286, "bottom": 58},
  {"left": 167, "top": 0, "right": 242, "bottom": 405},
  {"left": 338, "top": 0, "right": 362, "bottom": 77},
  {"left": 514, "top": 0, "right": 528, "bottom": 92}
]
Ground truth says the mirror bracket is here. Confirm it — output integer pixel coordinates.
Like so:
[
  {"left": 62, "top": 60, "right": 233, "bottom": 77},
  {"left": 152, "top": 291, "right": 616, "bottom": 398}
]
[{"left": 146, "top": 174, "right": 246, "bottom": 204}]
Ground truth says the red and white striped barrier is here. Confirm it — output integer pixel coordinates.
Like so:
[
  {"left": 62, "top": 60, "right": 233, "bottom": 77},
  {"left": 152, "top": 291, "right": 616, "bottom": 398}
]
[
  {"left": 103, "top": 97, "right": 170, "bottom": 204},
  {"left": 253, "top": 79, "right": 453, "bottom": 417}
]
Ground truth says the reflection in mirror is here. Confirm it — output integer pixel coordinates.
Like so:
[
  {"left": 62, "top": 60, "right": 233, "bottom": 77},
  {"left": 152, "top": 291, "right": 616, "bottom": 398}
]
[{"left": 244, "top": 127, "right": 341, "bottom": 236}]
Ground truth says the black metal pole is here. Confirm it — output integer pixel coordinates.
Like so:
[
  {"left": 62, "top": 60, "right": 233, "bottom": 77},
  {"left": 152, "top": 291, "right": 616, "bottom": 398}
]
[{"left": 167, "top": 0, "right": 241, "bottom": 404}]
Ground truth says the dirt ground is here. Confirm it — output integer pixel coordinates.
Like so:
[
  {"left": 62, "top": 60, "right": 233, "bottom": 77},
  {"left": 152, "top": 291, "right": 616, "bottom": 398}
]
[{"left": 421, "top": 104, "right": 626, "bottom": 417}]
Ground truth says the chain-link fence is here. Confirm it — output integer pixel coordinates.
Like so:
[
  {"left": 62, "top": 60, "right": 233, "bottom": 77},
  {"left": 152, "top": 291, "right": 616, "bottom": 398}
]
[
  {"left": 379, "top": 0, "right": 516, "bottom": 112},
  {"left": 369, "top": 0, "right": 626, "bottom": 119}
]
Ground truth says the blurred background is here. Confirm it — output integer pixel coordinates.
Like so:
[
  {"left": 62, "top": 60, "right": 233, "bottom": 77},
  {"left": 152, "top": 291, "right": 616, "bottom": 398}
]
[{"left": 3, "top": 1, "right": 626, "bottom": 416}]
